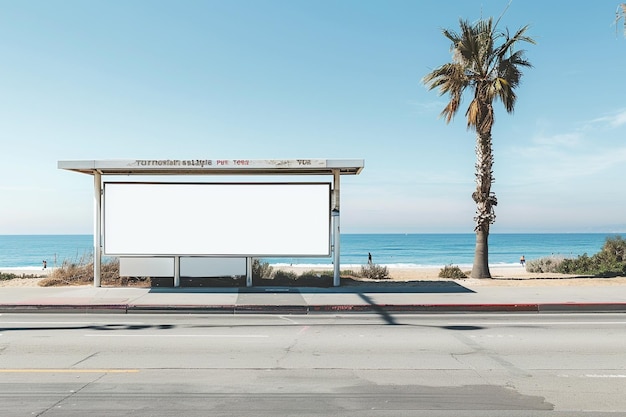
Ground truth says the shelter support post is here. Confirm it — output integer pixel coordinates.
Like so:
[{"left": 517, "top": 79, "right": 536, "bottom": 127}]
[
  {"left": 332, "top": 170, "right": 340, "bottom": 287},
  {"left": 93, "top": 172, "right": 102, "bottom": 287},
  {"left": 246, "top": 257, "right": 252, "bottom": 287},
  {"left": 174, "top": 256, "right": 180, "bottom": 287}
]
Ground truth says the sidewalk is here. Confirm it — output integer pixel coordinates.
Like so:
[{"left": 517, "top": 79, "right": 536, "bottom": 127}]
[{"left": 1, "top": 280, "right": 626, "bottom": 314}]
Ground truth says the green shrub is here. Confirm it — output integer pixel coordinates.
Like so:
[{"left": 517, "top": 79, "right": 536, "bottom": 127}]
[
  {"left": 298, "top": 270, "right": 333, "bottom": 280},
  {"left": 358, "top": 263, "right": 390, "bottom": 280},
  {"left": 557, "top": 254, "right": 598, "bottom": 275},
  {"left": 554, "top": 236, "right": 626, "bottom": 277},
  {"left": 438, "top": 264, "right": 467, "bottom": 279},
  {"left": 525, "top": 256, "right": 565, "bottom": 273},
  {"left": 599, "top": 235, "right": 626, "bottom": 263},
  {"left": 251, "top": 259, "right": 274, "bottom": 279},
  {"left": 0, "top": 272, "right": 18, "bottom": 281},
  {"left": 557, "top": 254, "right": 626, "bottom": 277},
  {"left": 273, "top": 270, "right": 298, "bottom": 281}
]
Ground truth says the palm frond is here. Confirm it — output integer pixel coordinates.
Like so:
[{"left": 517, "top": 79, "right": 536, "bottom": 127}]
[
  {"left": 441, "top": 93, "right": 461, "bottom": 124},
  {"left": 616, "top": 4, "right": 626, "bottom": 36},
  {"left": 422, "top": 14, "right": 533, "bottom": 129}
]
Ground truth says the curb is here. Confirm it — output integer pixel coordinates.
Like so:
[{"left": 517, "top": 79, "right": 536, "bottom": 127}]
[
  {"left": 537, "top": 303, "right": 626, "bottom": 312},
  {"left": 0, "top": 304, "right": 129, "bottom": 314},
  {"left": 1, "top": 303, "right": 626, "bottom": 314}
]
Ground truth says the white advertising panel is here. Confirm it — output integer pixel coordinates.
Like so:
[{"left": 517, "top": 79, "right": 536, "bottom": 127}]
[
  {"left": 103, "top": 182, "right": 331, "bottom": 256},
  {"left": 180, "top": 257, "right": 247, "bottom": 277},
  {"left": 119, "top": 257, "right": 175, "bottom": 277}
]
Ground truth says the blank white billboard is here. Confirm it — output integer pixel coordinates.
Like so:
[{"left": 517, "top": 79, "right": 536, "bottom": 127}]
[{"left": 103, "top": 182, "right": 331, "bottom": 256}]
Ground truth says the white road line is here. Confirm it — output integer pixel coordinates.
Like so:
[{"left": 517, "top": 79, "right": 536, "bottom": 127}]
[
  {"left": 0, "top": 369, "right": 139, "bottom": 373},
  {"left": 450, "top": 322, "right": 626, "bottom": 326},
  {"left": 84, "top": 334, "right": 268, "bottom": 338},
  {"left": 0, "top": 321, "right": 146, "bottom": 325},
  {"left": 585, "top": 374, "right": 626, "bottom": 378}
]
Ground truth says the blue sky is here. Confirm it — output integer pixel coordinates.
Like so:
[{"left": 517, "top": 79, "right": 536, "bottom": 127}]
[{"left": 1, "top": 0, "right": 625, "bottom": 234}]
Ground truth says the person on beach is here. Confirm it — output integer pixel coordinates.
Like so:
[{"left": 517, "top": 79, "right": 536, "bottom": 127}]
[
  {"left": 519, "top": 255, "right": 525, "bottom": 266},
  {"left": 42, "top": 260, "right": 47, "bottom": 270},
  {"left": 368, "top": 252, "right": 372, "bottom": 265}
]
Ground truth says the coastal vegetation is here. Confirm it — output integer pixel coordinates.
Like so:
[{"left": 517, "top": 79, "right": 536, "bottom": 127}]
[
  {"left": 359, "top": 263, "right": 390, "bottom": 280},
  {"left": 1, "top": 271, "right": 44, "bottom": 280},
  {"left": 39, "top": 257, "right": 150, "bottom": 287},
  {"left": 438, "top": 265, "right": 468, "bottom": 279},
  {"left": 1, "top": 272, "right": 19, "bottom": 281},
  {"left": 251, "top": 258, "right": 274, "bottom": 279},
  {"left": 3, "top": 258, "right": 387, "bottom": 288},
  {"left": 526, "top": 236, "right": 626, "bottom": 277},
  {"left": 252, "top": 258, "right": 390, "bottom": 284},
  {"left": 422, "top": 11, "right": 534, "bottom": 278},
  {"left": 524, "top": 256, "right": 566, "bottom": 274}
]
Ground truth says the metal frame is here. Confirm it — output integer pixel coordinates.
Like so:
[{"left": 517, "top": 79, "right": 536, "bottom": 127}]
[{"left": 58, "top": 159, "right": 364, "bottom": 288}]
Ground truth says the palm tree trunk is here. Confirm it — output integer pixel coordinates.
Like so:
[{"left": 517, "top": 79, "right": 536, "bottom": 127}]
[
  {"left": 470, "top": 129, "right": 496, "bottom": 278},
  {"left": 472, "top": 227, "right": 491, "bottom": 278}
]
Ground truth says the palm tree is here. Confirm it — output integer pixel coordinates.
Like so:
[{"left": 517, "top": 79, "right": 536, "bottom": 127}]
[{"left": 422, "top": 17, "right": 534, "bottom": 278}]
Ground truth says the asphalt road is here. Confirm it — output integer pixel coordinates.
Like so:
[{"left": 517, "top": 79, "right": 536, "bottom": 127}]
[{"left": 1, "top": 313, "right": 625, "bottom": 416}]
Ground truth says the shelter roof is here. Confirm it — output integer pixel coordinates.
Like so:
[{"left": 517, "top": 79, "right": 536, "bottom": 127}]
[
  {"left": 58, "top": 159, "right": 364, "bottom": 175},
  {"left": 58, "top": 159, "right": 364, "bottom": 176}
]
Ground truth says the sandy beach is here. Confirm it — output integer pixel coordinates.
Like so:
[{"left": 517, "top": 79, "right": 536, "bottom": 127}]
[
  {"left": 3, "top": 265, "right": 625, "bottom": 288},
  {"left": 0, "top": 267, "right": 54, "bottom": 277}
]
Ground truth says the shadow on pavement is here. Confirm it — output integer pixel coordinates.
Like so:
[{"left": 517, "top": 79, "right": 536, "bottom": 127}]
[{"left": 148, "top": 279, "right": 475, "bottom": 294}]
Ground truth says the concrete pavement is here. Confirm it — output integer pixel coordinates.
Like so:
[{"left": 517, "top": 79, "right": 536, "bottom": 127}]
[{"left": 2, "top": 279, "right": 626, "bottom": 313}]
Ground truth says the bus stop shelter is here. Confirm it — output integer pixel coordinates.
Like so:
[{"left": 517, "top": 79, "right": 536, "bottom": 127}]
[{"left": 58, "top": 159, "right": 364, "bottom": 287}]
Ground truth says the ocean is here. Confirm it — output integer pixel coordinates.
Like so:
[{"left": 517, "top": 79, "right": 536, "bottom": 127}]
[{"left": 0, "top": 233, "right": 621, "bottom": 269}]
